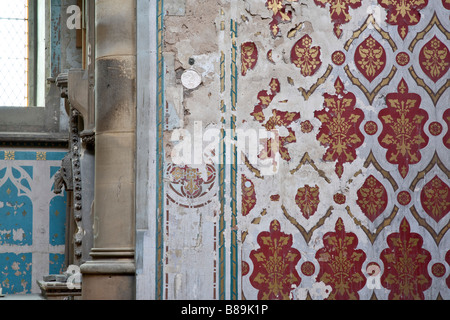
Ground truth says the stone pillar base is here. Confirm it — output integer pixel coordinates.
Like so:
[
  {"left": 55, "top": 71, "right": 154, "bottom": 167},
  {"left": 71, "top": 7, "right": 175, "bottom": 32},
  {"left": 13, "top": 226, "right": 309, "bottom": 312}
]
[
  {"left": 81, "top": 273, "right": 135, "bottom": 300},
  {"left": 81, "top": 251, "right": 135, "bottom": 300}
]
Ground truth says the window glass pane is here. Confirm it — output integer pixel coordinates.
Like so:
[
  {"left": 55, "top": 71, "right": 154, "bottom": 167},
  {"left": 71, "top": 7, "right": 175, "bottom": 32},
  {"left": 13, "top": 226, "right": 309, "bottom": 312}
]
[{"left": 0, "top": 0, "right": 29, "bottom": 107}]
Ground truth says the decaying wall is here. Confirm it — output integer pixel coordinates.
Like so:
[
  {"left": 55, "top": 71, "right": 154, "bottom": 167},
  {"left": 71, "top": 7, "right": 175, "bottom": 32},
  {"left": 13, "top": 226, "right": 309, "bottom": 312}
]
[
  {"left": 149, "top": 0, "right": 449, "bottom": 300},
  {"left": 0, "top": 149, "right": 68, "bottom": 294}
]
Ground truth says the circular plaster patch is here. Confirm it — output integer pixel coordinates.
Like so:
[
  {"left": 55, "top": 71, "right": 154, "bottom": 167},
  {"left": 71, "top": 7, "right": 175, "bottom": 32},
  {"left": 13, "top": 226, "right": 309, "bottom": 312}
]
[{"left": 181, "top": 70, "right": 202, "bottom": 90}]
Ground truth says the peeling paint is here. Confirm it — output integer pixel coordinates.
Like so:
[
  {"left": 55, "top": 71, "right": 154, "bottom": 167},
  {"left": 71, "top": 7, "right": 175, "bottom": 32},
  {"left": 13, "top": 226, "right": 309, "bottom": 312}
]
[{"left": 151, "top": 0, "right": 450, "bottom": 301}]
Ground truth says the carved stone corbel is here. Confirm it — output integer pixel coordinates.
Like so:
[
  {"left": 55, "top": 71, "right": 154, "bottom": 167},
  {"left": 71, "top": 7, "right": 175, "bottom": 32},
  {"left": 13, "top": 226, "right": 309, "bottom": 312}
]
[{"left": 54, "top": 155, "right": 73, "bottom": 194}]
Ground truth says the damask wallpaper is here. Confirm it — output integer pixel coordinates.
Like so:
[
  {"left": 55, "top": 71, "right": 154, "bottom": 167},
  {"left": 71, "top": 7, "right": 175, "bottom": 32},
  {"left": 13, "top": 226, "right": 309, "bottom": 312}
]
[{"left": 154, "top": 0, "right": 449, "bottom": 300}]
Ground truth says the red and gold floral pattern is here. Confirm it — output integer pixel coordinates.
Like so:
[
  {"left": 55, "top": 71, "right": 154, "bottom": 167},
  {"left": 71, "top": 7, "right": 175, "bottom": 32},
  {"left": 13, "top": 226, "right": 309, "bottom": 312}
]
[
  {"left": 380, "top": 219, "right": 432, "bottom": 300},
  {"left": 295, "top": 185, "right": 320, "bottom": 219},
  {"left": 301, "top": 261, "right": 316, "bottom": 276},
  {"left": 419, "top": 36, "right": 450, "bottom": 83},
  {"left": 162, "top": 0, "right": 450, "bottom": 301},
  {"left": 377, "top": 0, "right": 429, "bottom": 39},
  {"left": 168, "top": 164, "right": 216, "bottom": 199},
  {"left": 250, "top": 220, "right": 301, "bottom": 300},
  {"left": 332, "top": 50, "right": 346, "bottom": 66},
  {"left": 301, "top": 120, "right": 313, "bottom": 133},
  {"left": 250, "top": 78, "right": 300, "bottom": 163},
  {"left": 242, "top": 175, "right": 257, "bottom": 217},
  {"left": 396, "top": 52, "right": 410, "bottom": 66},
  {"left": 251, "top": 78, "right": 281, "bottom": 123},
  {"left": 378, "top": 79, "right": 429, "bottom": 178},
  {"left": 266, "top": 0, "right": 299, "bottom": 37},
  {"left": 315, "top": 218, "right": 367, "bottom": 300},
  {"left": 315, "top": 77, "right": 365, "bottom": 178},
  {"left": 355, "top": 35, "right": 386, "bottom": 83},
  {"left": 356, "top": 175, "right": 388, "bottom": 222},
  {"left": 364, "top": 121, "right": 378, "bottom": 136},
  {"left": 241, "top": 42, "right": 258, "bottom": 76},
  {"left": 333, "top": 193, "right": 346, "bottom": 205},
  {"left": 431, "top": 263, "right": 446, "bottom": 278},
  {"left": 420, "top": 175, "right": 449, "bottom": 223},
  {"left": 291, "top": 35, "right": 322, "bottom": 77},
  {"left": 428, "top": 122, "right": 443, "bottom": 137},
  {"left": 397, "top": 191, "right": 412, "bottom": 206},
  {"left": 264, "top": 109, "right": 301, "bottom": 132},
  {"left": 259, "top": 126, "right": 298, "bottom": 162},
  {"left": 313, "top": 0, "right": 362, "bottom": 38}
]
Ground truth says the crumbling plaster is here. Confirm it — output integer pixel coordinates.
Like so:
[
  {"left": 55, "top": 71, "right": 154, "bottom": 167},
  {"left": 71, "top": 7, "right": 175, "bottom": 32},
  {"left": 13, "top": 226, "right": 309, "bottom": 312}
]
[{"left": 143, "top": 0, "right": 450, "bottom": 301}]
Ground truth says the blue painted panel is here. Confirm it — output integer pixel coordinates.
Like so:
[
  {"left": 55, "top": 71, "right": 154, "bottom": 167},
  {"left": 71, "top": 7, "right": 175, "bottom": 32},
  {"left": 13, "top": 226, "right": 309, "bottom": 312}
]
[
  {"left": 50, "top": 166, "right": 61, "bottom": 179},
  {"left": 49, "top": 253, "right": 65, "bottom": 275},
  {"left": 0, "top": 148, "right": 68, "bottom": 295},
  {"left": 0, "top": 253, "right": 32, "bottom": 294},
  {"left": 46, "top": 152, "right": 68, "bottom": 161},
  {"left": 49, "top": 193, "right": 67, "bottom": 246},
  {"left": 0, "top": 178, "right": 33, "bottom": 246}
]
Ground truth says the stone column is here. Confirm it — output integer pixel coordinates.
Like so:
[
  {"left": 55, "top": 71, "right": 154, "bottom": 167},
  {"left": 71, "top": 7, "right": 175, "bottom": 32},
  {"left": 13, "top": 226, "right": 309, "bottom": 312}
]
[{"left": 80, "top": 0, "right": 137, "bottom": 300}]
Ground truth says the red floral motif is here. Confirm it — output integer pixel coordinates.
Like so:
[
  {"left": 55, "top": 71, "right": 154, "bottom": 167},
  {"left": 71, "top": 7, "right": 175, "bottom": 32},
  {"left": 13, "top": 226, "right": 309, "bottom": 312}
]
[
  {"left": 315, "top": 218, "right": 367, "bottom": 300},
  {"left": 242, "top": 175, "right": 257, "bottom": 217},
  {"left": 168, "top": 164, "right": 216, "bottom": 199},
  {"left": 250, "top": 220, "right": 301, "bottom": 300},
  {"left": 378, "top": 79, "right": 429, "bottom": 178},
  {"left": 420, "top": 175, "right": 450, "bottom": 223},
  {"left": 332, "top": 50, "right": 346, "bottom": 66},
  {"left": 315, "top": 77, "right": 365, "bottom": 178},
  {"left": 364, "top": 121, "right": 378, "bottom": 136},
  {"left": 380, "top": 218, "right": 432, "bottom": 300},
  {"left": 419, "top": 36, "right": 450, "bottom": 83},
  {"left": 291, "top": 35, "right": 322, "bottom": 77},
  {"left": 259, "top": 126, "right": 298, "bottom": 162},
  {"left": 397, "top": 191, "right": 412, "bottom": 206},
  {"left": 241, "top": 42, "right": 258, "bottom": 76},
  {"left": 301, "top": 120, "right": 314, "bottom": 133},
  {"left": 251, "top": 79, "right": 300, "bottom": 163},
  {"left": 396, "top": 52, "right": 410, "bottom": 66},
  {"left": 313, "top": 0, "right": 362, "bottom": 38},
  {"left": 251, "top": 78, "right": 281, "bottom": 123},
  {"left": 357, "top": 175, "right": 388, "bottom": 223},
  {"left": 428, "top": 122, "right": 443, "bottom": 137},
  {"left": 431, "top": 263, "right": 446, "bottom": 278},
  {"left": 263, "top": 109, "right": 301, "bottom": 132},
  {"left": 295, "top": 185, "right": 320, "bottom": 219},
  {"left": 301, "top": 261, "right": 316, "bottom": 276},
  {"left": 355, "top": 35, "right": 386, "bottom": 83},
  {"left": 333, "top": 193, "right": 346, "bottom": 205},
  {"left": 266, "top": 0, "right": 299, "bottom": 38},
  {"left": 377, "top": 0, "right": 429, "bottom": 39}
]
